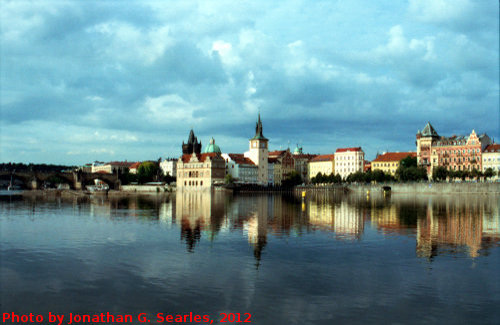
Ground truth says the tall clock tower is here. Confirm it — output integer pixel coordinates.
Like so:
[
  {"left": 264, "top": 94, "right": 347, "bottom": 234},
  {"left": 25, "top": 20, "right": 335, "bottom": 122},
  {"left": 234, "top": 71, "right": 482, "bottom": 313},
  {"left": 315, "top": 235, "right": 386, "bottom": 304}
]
[{"left": 245, "top": 113, "right": 269, "bottom": 186}]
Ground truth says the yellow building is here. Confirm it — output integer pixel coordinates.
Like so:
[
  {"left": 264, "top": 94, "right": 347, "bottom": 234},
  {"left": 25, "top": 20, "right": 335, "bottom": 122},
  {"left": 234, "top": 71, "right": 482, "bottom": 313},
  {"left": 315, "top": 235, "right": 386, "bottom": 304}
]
[
  {"left": 308, "top": 154, "right": 335, "bottom": 180},
  {"left": 371, "top": 152, "right": 416, "bottom": 176}
]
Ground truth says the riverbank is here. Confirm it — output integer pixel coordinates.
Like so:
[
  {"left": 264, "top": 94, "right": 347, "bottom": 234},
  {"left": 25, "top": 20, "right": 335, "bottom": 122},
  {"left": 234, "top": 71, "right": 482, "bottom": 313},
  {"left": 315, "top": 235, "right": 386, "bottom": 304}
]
[{"left": 303, "top": 182, "right": 500, "bottom": 194}]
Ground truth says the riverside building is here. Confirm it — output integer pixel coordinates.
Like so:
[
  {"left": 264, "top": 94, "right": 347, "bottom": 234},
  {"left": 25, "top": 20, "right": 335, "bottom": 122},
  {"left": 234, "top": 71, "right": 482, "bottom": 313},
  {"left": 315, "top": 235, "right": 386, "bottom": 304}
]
[
  {"left": 334, "top": 147, "right": 365, "bottom": 180},
  {"left": 416, "top": 122, "right": 492, "bottom": 178},
  {"left": 371, "top": 152, "right": 416, "bottom": 176},
  {"left": 482, "top": 144, "right": 500, "bottom": 181},
  {"left": 176, "top": 132, "right": 225, "bottom": 190}
]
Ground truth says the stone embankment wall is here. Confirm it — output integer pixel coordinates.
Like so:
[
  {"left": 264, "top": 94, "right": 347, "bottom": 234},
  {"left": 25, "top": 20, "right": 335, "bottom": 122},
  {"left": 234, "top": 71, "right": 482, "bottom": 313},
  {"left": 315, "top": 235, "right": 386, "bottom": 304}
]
[
  {"left": 121, "top": 185, "right": 174, "bottom": 192},
  {"left": 347, "top": 182, "right": 500, "bottom": 194}
]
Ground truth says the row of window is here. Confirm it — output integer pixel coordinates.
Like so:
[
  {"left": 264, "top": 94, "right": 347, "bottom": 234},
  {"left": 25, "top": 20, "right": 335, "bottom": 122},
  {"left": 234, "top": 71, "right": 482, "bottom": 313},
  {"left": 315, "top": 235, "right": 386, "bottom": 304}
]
[
  {"left": 433, "top": 148, "right": 480, "bottom": 155},
  {"left": 373, "top": 162, "right": 398, "bottom": 167},
  {"left": 184, "top": 180, "right": 203, "bottom": 186}
]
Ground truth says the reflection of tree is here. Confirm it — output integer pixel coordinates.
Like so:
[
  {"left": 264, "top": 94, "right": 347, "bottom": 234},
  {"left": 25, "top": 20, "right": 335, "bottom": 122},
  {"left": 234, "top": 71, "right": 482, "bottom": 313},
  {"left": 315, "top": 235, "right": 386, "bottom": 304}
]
[{"left": 181, "top": 219, "right": 201, "bottom": 252}]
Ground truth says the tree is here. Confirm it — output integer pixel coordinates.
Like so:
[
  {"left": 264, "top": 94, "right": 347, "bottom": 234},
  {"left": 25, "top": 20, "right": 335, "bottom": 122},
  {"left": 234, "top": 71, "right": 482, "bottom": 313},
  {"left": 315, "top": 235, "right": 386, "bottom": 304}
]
[
  {"left": 137, "top": 161, "right": 160, "bottom": 184},
  {"left": 225, "top": 174, "right": 234, "bottom": 185},
  {"left": 484, "top": 168, "right": 495, "bottom": 180},
  {"left": 282, "top": 170, "right": 302, "bottom": 187},
  {"left": 432, "top": 166, "right": 448, "bottom": 182},
  {"left": 400, "top": 155, "right": 417, "bottom": 168}
]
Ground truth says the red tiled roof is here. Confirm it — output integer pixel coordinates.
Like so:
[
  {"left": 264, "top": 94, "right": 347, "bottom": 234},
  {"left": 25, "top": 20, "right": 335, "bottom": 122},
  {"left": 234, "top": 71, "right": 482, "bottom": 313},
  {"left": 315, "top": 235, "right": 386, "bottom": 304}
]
[
  {"left": 129, "top": 162, "right": 141, "bottom": 169},
  {"left": 269, "top": 150, "right": 287, "bottom": 156},
  {"left": 311, "top": 154, "right": 335, "bottom": 162},
  {"left": 372, "top": 152, "right": 416, "bottom": 162},
  {"left": 336, "top": 147, "right": 362, "bottom": 153},
  {"left": 484, "top": 144, "right": 500, "bottom": 152},
  {"left": 180, "top": 152, "right": 221, "bottom": 163},
  {"left": 294, "top": 154, "right": 317, "bottom": 160},
  {"left": 228, "top": 153, "right": 255, "bottom": 165}
]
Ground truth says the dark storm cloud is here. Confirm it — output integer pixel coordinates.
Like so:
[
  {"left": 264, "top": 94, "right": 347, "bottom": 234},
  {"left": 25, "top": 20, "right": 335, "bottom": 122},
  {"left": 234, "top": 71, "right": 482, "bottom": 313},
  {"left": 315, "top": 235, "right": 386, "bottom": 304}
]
[{"left": 1, "top": 0, "right": 498, "bottom": 164}]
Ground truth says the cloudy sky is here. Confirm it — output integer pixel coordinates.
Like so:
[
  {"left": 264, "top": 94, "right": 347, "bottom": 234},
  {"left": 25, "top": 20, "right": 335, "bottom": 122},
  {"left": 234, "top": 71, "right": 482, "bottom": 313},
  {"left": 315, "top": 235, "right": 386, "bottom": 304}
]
[{"left": 1, "top": 0, "right": 498, "bottom": 165}]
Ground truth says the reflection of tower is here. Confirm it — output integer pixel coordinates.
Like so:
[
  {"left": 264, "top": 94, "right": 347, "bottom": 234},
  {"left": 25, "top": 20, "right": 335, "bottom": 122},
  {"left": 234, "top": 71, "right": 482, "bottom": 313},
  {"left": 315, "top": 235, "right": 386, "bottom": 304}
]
[
  {"left": 244, "top": 114, "right": 269, "bottom": 185},
  {"left": 244, "top": 195, "right": 268, "bottom": 267}
]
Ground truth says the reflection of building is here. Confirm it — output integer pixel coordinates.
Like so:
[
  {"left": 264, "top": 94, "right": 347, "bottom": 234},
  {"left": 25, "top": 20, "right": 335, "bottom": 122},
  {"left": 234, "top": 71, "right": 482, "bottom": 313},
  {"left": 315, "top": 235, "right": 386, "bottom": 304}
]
[
  {"left": 334, "top": 147, "right": 364, "bottom": 180},
  {"left": 307, "top": 198, "right": 363, "bottom": 240},
  {"left": 371, "top": 152, "right": 416, "bottom": 176},
  {"left": 416, "top": 122, "right": 492, "bottom": 178},
  {"left": 417, "top": 200, "right": 484, "bottom": 258},
  {"left": 175, "top": 191, "right": 225, "bottom": 251},
  {"left": 482, "top": 144, "right": 500, "bottom": 180}
]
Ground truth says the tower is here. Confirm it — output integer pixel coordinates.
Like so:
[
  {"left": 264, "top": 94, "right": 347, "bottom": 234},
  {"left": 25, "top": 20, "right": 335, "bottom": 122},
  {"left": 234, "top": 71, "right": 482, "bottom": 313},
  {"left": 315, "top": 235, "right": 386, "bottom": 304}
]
[
  {"left": 182, "top": 129, "right": 202, "bottom": 155},
  {"left": 245, "top": 113, "right": 269, "bottom": 186}
]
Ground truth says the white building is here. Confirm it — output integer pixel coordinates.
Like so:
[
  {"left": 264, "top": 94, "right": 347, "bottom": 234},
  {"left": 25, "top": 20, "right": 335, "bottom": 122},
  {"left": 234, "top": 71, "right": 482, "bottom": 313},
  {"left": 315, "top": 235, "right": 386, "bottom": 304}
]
[
  {"left": 160, "top": 158, "right": 177, "bottom": 177},
  {"left": 334, "top": 147, "right": 365, "bottom": 180},
  {"left": 91, "top": 161, "right": 133, "bottom": 174},
  {"left": 482, "top": 144, "right": 500, "bottom": 180},
  {"left": 222, "top": 153, "right": 258, "bottom": 184}
]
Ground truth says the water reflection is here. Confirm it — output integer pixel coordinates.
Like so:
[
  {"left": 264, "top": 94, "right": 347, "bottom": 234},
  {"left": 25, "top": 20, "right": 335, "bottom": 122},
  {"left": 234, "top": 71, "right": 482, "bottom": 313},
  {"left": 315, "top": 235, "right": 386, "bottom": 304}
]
[{"left": 15, "top": 191, "right": 500, "bottom": 261}]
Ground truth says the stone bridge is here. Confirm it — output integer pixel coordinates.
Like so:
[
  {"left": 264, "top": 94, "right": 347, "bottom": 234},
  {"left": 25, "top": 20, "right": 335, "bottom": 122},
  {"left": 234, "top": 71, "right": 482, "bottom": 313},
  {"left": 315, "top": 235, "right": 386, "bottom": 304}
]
[{"left": 0, "top": 171, "right": 120, "bottom": 190}]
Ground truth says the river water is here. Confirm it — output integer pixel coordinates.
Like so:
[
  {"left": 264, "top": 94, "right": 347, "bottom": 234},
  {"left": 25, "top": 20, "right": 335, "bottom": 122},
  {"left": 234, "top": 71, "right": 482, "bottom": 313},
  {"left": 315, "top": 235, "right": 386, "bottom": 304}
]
[{"left": 1, "top": 192, "right": 499, "bottom": 324}]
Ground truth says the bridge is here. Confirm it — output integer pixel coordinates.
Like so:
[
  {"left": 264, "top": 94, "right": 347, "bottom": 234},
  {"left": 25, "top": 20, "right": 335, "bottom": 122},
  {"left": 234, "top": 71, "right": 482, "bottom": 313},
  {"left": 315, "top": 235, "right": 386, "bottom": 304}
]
[{"left": 0, "top": 171, "right": 120, "bottom": 190}]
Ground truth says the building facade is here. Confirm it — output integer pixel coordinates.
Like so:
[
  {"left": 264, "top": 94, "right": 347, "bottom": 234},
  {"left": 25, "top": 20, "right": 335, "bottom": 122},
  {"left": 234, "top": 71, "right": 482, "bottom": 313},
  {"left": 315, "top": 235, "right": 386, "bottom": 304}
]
[
  {"left": 308, "top": 154, "right": 335, "bottom": 180},
  {"left": 371, "top": 152, "right": 416, "bottom": 176},
  {"left": 416, "top": 122, "right": 492, "bottom": 178},
  {"left": 292, "top": 145, "right": 316, "bottom": 183},
  {"left": 222, "top": 153, "right": 258, "bottom": 184},
  {"left": 176, "top": 153, "right": 226, "bottom": 190},
  {"left": 482, "top": 144, "right": 500, "bottom": 181},
  {"left": 91, "top": 161, "right": 133, "bottom": 174},
  {"left": 160, "top": 158, "right": 177, "bottom": 177},
  {"left": 334, "top": 147, "right": 364, "bottom": 180},
  {"left": 269, "top": 149, "right": 295, "bottom": 181},
  {"left": 177, "top": 132, "right": 225, "bottom": 190}
]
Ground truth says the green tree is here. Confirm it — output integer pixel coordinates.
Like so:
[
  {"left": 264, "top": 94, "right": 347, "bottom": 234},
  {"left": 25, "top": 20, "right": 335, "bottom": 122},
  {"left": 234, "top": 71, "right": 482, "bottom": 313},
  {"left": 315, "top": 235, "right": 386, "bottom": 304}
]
[
  {"left": 283, "top": 170, "right": 302, "bottom": 187},
  {"left": 432, "top": 166, "right": 448, "bottom": 182},
  {"left": 137, "top": 161, "right": 160, "bottom": 184},
  {"left": 225, "top": 174, "right": 234, "bottom": 184},
  {"left": 484, "top": 167, "right": 495, "bottom": 180},
  {"left": 400, "top": 156, "right": 417, "bottom": 168}
]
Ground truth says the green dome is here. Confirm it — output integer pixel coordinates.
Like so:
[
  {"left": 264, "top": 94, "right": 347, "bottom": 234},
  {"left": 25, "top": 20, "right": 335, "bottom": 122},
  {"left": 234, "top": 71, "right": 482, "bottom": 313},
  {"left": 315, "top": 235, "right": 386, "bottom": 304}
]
[
  {"left": 293, "top": 145, "right": 303, "bottom": 155},
  {"left": 203, "top": 137, "right": 221, "bottom": 154}
]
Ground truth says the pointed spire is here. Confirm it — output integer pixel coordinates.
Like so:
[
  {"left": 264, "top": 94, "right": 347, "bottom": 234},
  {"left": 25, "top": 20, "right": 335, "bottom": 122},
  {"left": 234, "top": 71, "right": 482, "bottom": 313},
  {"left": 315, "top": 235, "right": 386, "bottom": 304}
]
[{"left": 251, "top": 113, "right": 267, "bottom": 140}]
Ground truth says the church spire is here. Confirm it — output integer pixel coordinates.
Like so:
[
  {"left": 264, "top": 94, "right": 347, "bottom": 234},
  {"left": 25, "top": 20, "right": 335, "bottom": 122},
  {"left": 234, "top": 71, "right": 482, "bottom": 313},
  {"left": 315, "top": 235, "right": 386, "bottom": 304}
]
[{"left": 251, "top": 113, "right": 267, "bottom": 140}]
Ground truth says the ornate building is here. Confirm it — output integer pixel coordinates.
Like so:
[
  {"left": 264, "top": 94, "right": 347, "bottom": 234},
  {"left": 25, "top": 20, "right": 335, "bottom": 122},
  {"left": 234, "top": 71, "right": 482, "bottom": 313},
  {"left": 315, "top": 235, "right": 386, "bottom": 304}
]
[
  {"left": 182, "top": 129, "right": 202, "bottom": 155},
  {"left": 177, "top": 133, "right": 225, "bottom": 190},
  {"left": 416, "top": 122, "right": 492, "bottom": 177}
]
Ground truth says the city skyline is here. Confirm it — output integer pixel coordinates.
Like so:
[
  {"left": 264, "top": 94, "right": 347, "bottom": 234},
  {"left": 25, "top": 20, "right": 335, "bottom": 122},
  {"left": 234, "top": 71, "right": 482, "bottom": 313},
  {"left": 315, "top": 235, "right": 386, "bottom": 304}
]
[{"left": 1, "top": 0, "right": 498, "bottom": 165}]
